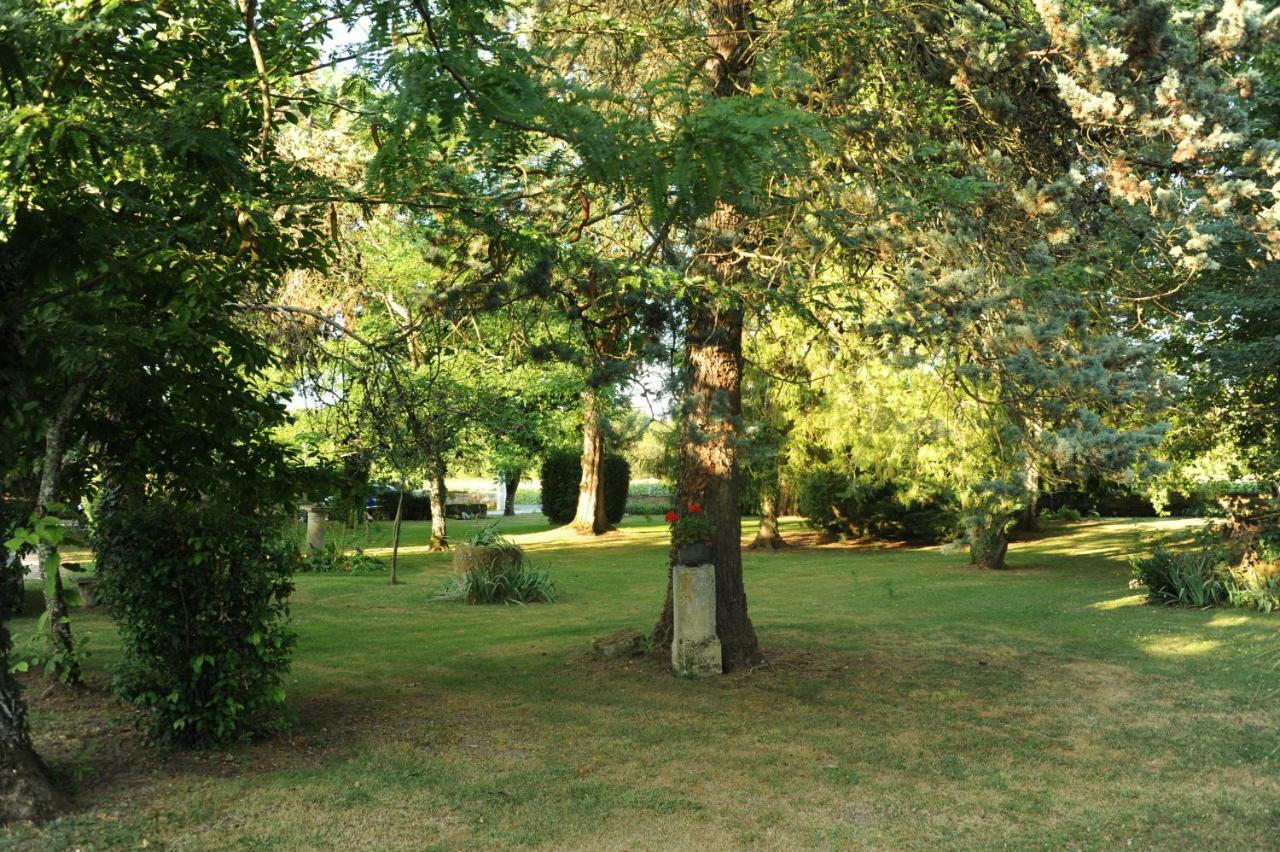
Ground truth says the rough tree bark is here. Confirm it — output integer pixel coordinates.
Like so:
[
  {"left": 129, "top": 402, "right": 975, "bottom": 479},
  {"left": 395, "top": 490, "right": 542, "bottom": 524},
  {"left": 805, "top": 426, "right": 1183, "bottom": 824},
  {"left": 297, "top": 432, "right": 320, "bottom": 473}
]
[
  {"left": 972, "top": 529, "right": 1010, "bottom": 570},
  {"left": 652, "top": 0, "right": 762, "bottom": 672},
  {"left": 427, "top": 456, "right": 448, "bottom": 551},
  {"left": 0, "top": 545, "right": 64, "bottom": 824},
  {"left": 748, "top": 490, "right": 786, "bottom": 550},
  {"left": 502, "top": 468, "right": 522, "bottom": 517},
  {"left": 571, "top": 388, "right": 611, "bottom": 535},
  {"left": 36, "top": 382, "right": 86, "bottom": 685}
]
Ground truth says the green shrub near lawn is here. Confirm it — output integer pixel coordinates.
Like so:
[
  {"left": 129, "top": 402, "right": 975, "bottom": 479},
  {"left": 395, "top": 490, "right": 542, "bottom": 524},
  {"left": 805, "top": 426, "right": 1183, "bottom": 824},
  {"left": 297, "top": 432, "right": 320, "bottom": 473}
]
[
  {"left": 797, "top": 467, "right": 958, "bottom": 544},
  {"left": 93, "top": 498, "right": 296, "bottom": 746},
  {"left": 1130, "top": 546, "right": 1279, "bottom": 612}
]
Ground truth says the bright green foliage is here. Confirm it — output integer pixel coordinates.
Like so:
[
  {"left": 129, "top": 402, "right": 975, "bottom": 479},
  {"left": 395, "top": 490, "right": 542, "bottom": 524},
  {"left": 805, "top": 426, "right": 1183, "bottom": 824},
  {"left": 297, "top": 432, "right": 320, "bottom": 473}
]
[
  {"left": 1130, "top": 546, "right": 1279, "bottom": 612},
  {"left": 1, "top": 0, "right": 330, "bottom": 502},
  {"left": 435, "top": 525, "right": 556, "bottom": 605},
  {"left": 93, "top": 499, "right": 296, "bottom": 746},
  {"left": 666, "top": 508, "right": 711, "bottom": 547},
  {"left": 300, "top": 543, "right": 386, "bottom": 576},
  {"left": 435, "top": 562, "right": 558, "bottom": 605}
]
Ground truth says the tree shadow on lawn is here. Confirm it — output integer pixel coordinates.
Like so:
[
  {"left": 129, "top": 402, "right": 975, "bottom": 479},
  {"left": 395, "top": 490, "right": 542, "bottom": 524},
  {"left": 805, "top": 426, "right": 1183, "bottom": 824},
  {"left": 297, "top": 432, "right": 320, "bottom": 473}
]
[
  {"left": 18, "top": 611, "right": 1279, "bottom": 849},
  {"left": 19, "top": 676, "right": 456, "bottom": 826}
]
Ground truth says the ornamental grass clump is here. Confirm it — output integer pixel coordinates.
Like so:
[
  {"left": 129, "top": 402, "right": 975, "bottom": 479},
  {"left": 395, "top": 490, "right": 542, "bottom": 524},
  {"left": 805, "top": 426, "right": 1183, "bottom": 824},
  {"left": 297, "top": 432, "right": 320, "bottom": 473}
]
[
  {"left": 1129, "top": 547, "right": 1229, "bottom": 608},
  {"left": 435, "top": 524, "right": 557, "bottom": 604},
  {"left": 1129, "top": 544, "right": 1279, "bottom": 612}
]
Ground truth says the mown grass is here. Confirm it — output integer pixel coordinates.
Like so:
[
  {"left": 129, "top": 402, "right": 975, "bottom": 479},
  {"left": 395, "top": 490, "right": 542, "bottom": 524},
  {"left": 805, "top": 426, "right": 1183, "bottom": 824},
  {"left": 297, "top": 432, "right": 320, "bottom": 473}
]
[{"left": 4, "top": 515, "right": 1278, "bottom": 850}]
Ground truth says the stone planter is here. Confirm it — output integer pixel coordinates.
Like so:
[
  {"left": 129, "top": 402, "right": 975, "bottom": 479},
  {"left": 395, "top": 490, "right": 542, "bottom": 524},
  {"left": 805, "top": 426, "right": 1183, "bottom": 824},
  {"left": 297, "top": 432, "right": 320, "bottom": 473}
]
[
  {"left": 305, "top": 506, "right": 329, "bottom": 555},
  {"left": 676, "top": 542, "right": 710, "bottom": 567},
  {"left": 452, "top": 542, "right": 523, "bottom": 577},
  {"left": 71, "top": 574, "right": 101, "bottom": 608}
]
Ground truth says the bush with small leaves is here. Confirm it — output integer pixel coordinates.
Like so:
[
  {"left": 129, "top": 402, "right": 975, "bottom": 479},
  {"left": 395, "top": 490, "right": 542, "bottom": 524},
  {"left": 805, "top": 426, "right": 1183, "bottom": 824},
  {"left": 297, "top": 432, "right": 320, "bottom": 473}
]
[{"left": 93, "top": 498, "right": 296, "bottom": 746}]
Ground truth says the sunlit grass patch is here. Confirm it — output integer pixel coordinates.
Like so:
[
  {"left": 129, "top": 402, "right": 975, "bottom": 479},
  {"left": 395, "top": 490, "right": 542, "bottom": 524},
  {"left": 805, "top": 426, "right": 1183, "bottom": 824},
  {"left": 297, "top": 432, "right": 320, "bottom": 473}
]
[{"left": 5, "top": 516, "right": 1278, "bottom": 849}]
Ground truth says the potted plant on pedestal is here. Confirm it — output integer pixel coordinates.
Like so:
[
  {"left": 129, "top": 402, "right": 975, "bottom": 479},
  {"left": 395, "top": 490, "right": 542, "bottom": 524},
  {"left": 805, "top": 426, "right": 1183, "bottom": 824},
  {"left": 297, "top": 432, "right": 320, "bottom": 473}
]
[{"left": 666, "top": 504, "right": 712, "bottom": 566}]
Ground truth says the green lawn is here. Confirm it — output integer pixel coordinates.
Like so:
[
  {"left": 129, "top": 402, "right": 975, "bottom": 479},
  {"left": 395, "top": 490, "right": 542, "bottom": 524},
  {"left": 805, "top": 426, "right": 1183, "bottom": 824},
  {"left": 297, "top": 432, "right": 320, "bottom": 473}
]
[{"left": 5, "top": 516, "right": 1278, "bottom": 850}]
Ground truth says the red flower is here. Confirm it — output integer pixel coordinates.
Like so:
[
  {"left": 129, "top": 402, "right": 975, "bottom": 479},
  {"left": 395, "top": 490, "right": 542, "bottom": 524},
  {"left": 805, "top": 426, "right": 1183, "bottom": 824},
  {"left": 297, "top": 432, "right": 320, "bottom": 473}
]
[
  {"left": 664, "top": 510, "right": 679, "bottom": 523},
  {"left": 687, "top": 503, "right": 702, "bottom": 514}
]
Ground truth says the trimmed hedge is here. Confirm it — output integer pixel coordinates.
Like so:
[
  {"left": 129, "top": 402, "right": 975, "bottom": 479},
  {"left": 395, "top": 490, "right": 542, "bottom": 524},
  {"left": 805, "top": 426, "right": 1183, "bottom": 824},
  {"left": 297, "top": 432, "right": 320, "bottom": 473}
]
[
  {"left": 540, "top": 450, "right": 630, "bottom": 525},
  {"left": 540, "top": 450, "right": 580, "bottom": 524},
  {"left": 603, "top": 455, "right": 630, "bottom": 525}
]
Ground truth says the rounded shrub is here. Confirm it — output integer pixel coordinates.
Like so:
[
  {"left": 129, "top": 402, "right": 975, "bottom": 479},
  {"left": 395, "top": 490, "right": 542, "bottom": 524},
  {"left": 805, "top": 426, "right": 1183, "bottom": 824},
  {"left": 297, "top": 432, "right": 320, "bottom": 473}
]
[
  {"left": 93, "top": 498, "right": 296, "bottom": 746},
  {"left": 797, "top": 466, "right": 957, "bottom": 544},
  {"left": 797, "top": 467, "right": 853, "bottom": 537}
]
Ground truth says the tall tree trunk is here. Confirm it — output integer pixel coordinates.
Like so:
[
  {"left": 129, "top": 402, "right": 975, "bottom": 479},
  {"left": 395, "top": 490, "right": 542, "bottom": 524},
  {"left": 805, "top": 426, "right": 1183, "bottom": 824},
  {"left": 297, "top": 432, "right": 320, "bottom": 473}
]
[
  {"left": 1016, "top": 460, "right": 1040, "bottom": 532},
  {"left": 748, "top": 490, "right": 786, "bottom": 550},
  {"left": 428, "top": 456, "right": 448, "bottom": 551},
  {"left": 502, "top": 468, "right": 522, "bottom": 517},
  {"left": 389, "top": 485, "right": 405, "bottom": 585},
  {"left": 0, "top": 542, "right": 64, "bottom": 823},
  {"left": 652, "top": 0, "right": 761, "bottom": 672},
  {"left": 571, "top": 389, "right": 611, "bottom": 535},
  {"left": 972, "top": 526, "right": 1010, "bottom": 570},
  {"left": 36, "top": 382, "right": 86, "bottom": 685}
]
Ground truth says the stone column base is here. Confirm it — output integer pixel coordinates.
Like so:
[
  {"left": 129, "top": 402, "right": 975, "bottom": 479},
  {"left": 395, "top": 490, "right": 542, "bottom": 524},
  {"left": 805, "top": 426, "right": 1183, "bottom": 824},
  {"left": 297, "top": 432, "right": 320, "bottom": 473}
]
[{"left": 672, "top": 563, "right": 722, "bottom": 677}]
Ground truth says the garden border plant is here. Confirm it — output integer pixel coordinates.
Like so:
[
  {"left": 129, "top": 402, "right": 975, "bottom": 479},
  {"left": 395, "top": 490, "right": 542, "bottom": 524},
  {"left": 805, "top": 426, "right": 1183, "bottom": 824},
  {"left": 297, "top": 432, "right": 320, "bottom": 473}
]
[{"left": 93, "top": 497, "right": 297, "bottom": 746}]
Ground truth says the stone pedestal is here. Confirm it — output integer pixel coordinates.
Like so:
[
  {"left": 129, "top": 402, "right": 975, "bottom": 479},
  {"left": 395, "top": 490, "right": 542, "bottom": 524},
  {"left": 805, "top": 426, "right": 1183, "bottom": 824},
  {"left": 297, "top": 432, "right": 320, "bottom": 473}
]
[
  {"left": 71, "top": 574, "right": 100, "bottom": 608},
  {"left": 306, "top": 507, "right": 329, "bottom": 555},
  {"left": 672, "top": 563, "right": 722, "bottom": 677}
]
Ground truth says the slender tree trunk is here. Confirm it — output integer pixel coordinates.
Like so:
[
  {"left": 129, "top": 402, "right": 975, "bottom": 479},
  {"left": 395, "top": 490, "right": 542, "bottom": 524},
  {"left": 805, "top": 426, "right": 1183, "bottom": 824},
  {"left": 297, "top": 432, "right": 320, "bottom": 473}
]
[
  {"left": 1016, "top": 461, "right": 1040, "bottom": 532},
  {"left": 748, "top": 490, "right": 786, "bottom": 550},
  {"left": 502, "top": 468, "right": 522, "bottom": 517},
  {"left": 428, "top": 457, "right": 448, "bottom": 551},
  {"left": 389, "top": 485, "right": 405, "bottom": 585},
  {"left": 653, "top": 0, "right": 761, "bottom": 672},
  {"left": 36, "top": 382, "right": 86, "bottom": 685},
  {"left": 571, "top": 388, "right": 611, "bottom": 535}
]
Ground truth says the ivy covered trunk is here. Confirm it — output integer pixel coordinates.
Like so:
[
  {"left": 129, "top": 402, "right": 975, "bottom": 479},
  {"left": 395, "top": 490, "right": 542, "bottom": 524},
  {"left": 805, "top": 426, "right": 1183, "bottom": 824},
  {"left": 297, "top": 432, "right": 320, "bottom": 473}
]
[
  {"left": 503, "top": 468, "right": 521, "bottom": 517},
  {"left": 428, "top": 456, "right": 448, "bottom": 551},
  {"left": 571, "top": 388, "right": 610, "bottom": 535},
  {"left": 748, "top": 491, "right": 786, "bottom": 550},
  {"left": 36, "top": 381, "right": 86, "bottom": 685},
  {"left": 0, "top": 541, "right": 63, "bottom": 824},
  {"left": 969, "top": 517, "right": 1011, "bottom": 570},
  {"left": 653, "top": 0, "right": 762, "bottom": 672}
]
